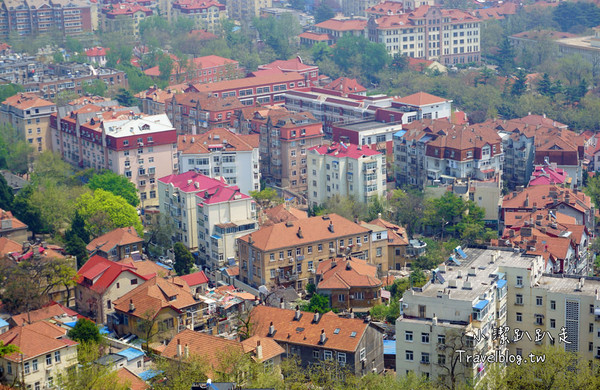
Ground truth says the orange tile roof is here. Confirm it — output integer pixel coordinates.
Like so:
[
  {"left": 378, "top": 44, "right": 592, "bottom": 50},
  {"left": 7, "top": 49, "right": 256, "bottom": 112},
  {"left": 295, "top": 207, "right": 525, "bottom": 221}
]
[
  {"left": 395, "top": 91, "right": 450, "bottom": 106},
  {"left": 161, "top": 329, "right": 242, "bottom": 366},
  {"left": 171, "top": 92, "right": 244, "bottom": 112},
  {"left": 0, "top": 237, "right": 22, "bottom": 257},
  {"left": 238, "top": 214, "right": 370, "bottom": 251},
  {"left": 113, "top": 276, "right": 197, "bottom": 319},
  {"left": 2, "top": 93, "right": 54, "bottom": 110},
  {"left": 315, "top": 18, "right": 367, "bottom": 32},
  {"left": 116, "top": 259, "right": 173, "bottom": 279},
  {"left": 368, "top": 218, "right": 408, "bottom": 246},
  {"left": 116, "top": 367, "right": 149, "bottom": 390},
  {"left": 316, "top": 257, "right": 381, "bottom": 290},
  {"left": 86, "top": 227, "right": 143, "bottom": 253},
  {"left": 262, "top": 204, "right": 308, "bottom": 226},
  {"left": 188, "top": 72, "right": 304, "bottom": 93},
  {"left": 178, "top": 128, "right": 259, "bottom": 155},
  {"left": 241, "top": 335, "right": 285, "bottom": 362},
  {"left": 0, "top": 209, "right": 27, "bottom": 231},
  {"left": 323, "top": 77, "right": 366, "bottom": 94},
  {"left": 10, "top": 302, "right": 79, "bottom": 327},
  {"left": 0, "top": 321, "right": 76, "bottom": 362},
  {"left": 250, "top": 305, "right": 369, "bottom": 352},
  {"left": 298, "top": 32, "right": 330, "bottom": 41},
  {"left": 502, "top": 185, "right": 592, "bottom": 213}
]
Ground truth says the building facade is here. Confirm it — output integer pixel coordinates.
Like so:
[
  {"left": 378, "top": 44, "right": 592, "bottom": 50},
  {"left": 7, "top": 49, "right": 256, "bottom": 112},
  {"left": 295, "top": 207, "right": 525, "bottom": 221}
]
[
  {"left": 224, "top": 0, "right": 271, "bottom": 22},
  {"left": 166, "top": 92, "right": 244, "bottom": 134},
  {"left": 101, "top": 3, "right": 153, "bottom": 39},
  {"left": 171, "top": 0, "right": 226, "bottom": 33}
]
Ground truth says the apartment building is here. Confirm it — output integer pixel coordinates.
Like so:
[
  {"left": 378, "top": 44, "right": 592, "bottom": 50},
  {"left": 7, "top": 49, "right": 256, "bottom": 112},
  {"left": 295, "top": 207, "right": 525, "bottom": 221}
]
[
  {"left": 236, "top": 214, "right": 388, "bottom": 290},
  {"left": 52, "top": 110, "right": 178, "bottom": 207},
  {"left": 489, "top": 115, "right": 584, "bottom": 189},
  {"left": 166, "top": 92, "right": 244, "bottom": 134},
  {"left": 101, "top": 3, "right": 153, "bottom": 39},
  {"left": 367, "top": 6, "right": 481, "bottom": 65},
  {"left": 250, "top": 305, "right": 384, "bottom": 376},
  {"left": 224, "top": 0, "right": 271, "bottom": 22},
  {"left": 394, "top": 119, "right": 503, "bottom": 189},
  {"left": 177, "top": 128, "right": 260, "bottom": 194},
  {"left": 393, "top": 92, "right": 453, "bottom": 122},
  {"left": 0, "top": 92, "right": 56, "bottom": 152},
  {"left": 144, "top": 55, "right": 241, "bottom": 85},
  {"left": 0, "top": 0, "right": 92, "bottom": 37},
  {"left": 171, "top": 0, "right": 226, "bottom": 33},
  {"left": 158, "top": 170, "right": 257, "bottom": 266},
  {"left": 185, "top": 72, "right": 306, "bottom": 106},
  {"left": 324, "top": 77, "right": 367, "bottom": 96},
  {"left": 307, "top": 142, "right": 386, "bottom": 206},
  {"left": 366, "top": 0, "right": 435, "bottom": 18},
  {"left": 254, "top": 109, "right": 324, "bottom": 197},
  {"left": 0, "top": 322, "right": 78, "bottom": 390},
  {"left": 341, "top": 0, "right": 380, "bottom": 17},
  {"left": 332, "top": 120, "right": 402, "bottom": 157},
  {"left": 86, "top": 226, "right": 144, "bottom": 261},
  {"left": 312, "top": 18, "right": 368, "bottom": 46},
  {"left": 366, "top": 217, "right": 409, "bottom": 270},
  {"left": 257, "top": 57, "right": 320, "bottom": 86},
  {"left": 137, "top": 86, "right": 182, "bottom": 115}
]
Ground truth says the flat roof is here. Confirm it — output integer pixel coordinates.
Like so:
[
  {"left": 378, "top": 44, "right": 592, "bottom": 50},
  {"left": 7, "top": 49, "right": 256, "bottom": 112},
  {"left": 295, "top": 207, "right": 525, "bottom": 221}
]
[{"left": 337, "top": 120, "right": 403, "bottom": 132}]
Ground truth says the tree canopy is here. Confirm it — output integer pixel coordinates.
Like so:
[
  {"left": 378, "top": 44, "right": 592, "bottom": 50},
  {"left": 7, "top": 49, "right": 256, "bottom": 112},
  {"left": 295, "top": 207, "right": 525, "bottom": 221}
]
[
  {"left": 76, "top": 189, "right": 143, "bottom": 238},
  {"left": 88, "top": 171, "right": 139, "bottom": 207},
  {"left": 173, "top": 242, "right": 194, "bottom": 275},
  {"left": 67, "top": 318, "right": 102, "bottom": 343}
]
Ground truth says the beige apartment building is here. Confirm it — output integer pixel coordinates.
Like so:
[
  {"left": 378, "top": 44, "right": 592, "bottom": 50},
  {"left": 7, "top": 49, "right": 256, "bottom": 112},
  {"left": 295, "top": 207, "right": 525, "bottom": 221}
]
[
  {"left": 225, "top": 0, "right": 271, "bottom": 22},
  {"left": 0, "top": 92, "right": 56, "bottom": 152},
  {"left": 237, "top": 213, "right": 388, "bottom": 291},
  {"left": 396, "top": 247, "right": 600, "bottom": 388}
]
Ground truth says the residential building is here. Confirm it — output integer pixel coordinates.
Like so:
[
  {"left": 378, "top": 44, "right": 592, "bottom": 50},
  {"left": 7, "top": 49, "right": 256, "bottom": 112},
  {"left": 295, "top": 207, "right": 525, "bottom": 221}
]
[
  {"left": 0, "top": 92, "right": 56, "bottom": 152},
  {"left": 86, "top": 226, "right": 144, "bottom": 261},
  {"left": 310, "top": 18, "right": 368, "bottom": 46},
  {"left": 257, "top": 57, "right": 320, "bottom": 86},
  {"left": 366, "top": 1, "right": 406, "bottom": 18},
  {"left": 509, "top": 29, "right": 575, "bottom": 54},
  {"left": 185, "top": 72, "right": 306, "bottom": 106},
  {"left": 137, "top": 85, "right": 184, "bottom": 115},
  {"left": 9, "top": 302, "right": 80, "bottom": 328},
  {"left": 177, "top": 128, "right": 260, "bottom": 194},
  {"left": 250, "top": 305, "right": 384, "bottom": 376},
  {"left": 171, "top": 0, "right": 226, "bottom": 33},
  {"left": 224, "top": 0, "right": 272, "bottom": 22},
  {"left": 85, "top": 47, "right": 108, "bottom": 66},
  {"left": 323, "top": 77, "right": 367, "bottom": 96},
  {"left": 260, "top": 7, "right": 314, "bottom": 27},
  {"left": 116, "top": 367, "right": 149, "bottom": 390},
  {"left": 101, "top": 3, "right": 153, "bottom": 39},
  {"left": 529, "top": 162, "right": 569, "bottom": 187},
  {"left": 367, "top": 6, "right": 481, "bottom": 65},
  {"left": 490, "top": 115, "right": 584, "bottom": 188},
  {"left": 0, "top": 208, "right": 28, "bottom": 243},
  {"left": 259, "top": 204, "right": 308, "bottom": 227},
  {"left": 555, "top": 27, "right": 600, "bottom": 66},
  {"left": 341, "top": 0, "right": 380, "bottom": 17},
  {"left": 158, "top": 170, "right": 257, "bottom": 266},
  {"left": 111, "top": 276, "right": 203, "bottom": 343},
  {"left": 0, "top": 321, "right": 78, "bottom": 390},
  {"left": 308, "top": 142, "right": 386, "bottom": 206},
  {"left": 365, "top": 218, "right": 409, "bottom": 270},
  {"left": 316, "top": 257, "right": 382, "bottom": 311},
  {"left": 332, "top": 120, "right": 402, "bottom": 157},
  {"left": 51, "top": 110, "right": 178, "bottom": 207},
  {"left": 255, "top": 109, "right": 324, "bottom": 197},
  {"left": 397, "top": 246, "right": 600, "bottom": 386},
  {"left": 0, "top": 0, "right": 92, "bottom": 37},
  {"left": 144, "top": 55, "right": 242, "bottom": 85},
  {"left": 392, "top": 92, "right": 453, "bottom": 122},
  {"left": 166, "top": 92, "right": 244, "bottom": 133},
  {"left": 179, "top": 271, "right": 209, "bottom": 295},
  {"left": 75, "top": 255, "right": 154, "bottom": 323},
  {"left": 236, "top": 214, "right": 388, "bottom": 290}
]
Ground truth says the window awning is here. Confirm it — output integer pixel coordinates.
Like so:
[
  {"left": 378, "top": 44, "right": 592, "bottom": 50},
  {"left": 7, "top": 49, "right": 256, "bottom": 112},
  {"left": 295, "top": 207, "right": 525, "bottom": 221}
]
[
  {"left": 497, "top": 279, "right": 507, "bottom": 289},
  {"left": 473, "top": 299, "right": 489, "bottom": 311}
]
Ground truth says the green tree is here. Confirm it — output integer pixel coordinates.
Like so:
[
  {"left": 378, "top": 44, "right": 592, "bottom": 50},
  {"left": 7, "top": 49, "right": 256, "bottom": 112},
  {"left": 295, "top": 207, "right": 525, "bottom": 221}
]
[
  {"left": 65, "top": 36, "right": 83, "bottom": 53},
  {"left": 511, "top": 68, "right": 528, "bottom": 96},
  {"left": 144, "top": 214, "right": 174, "bottom": 259},
  {"left": 312, "top": 41, "right": 332, "bottom": 62},
  {"left": 158, "top": 54, "right": 174, "bottom": 81},
  {"left": 391, "top": 53, "right": 409, "bottom": 72},
  {"left": 496, "top": 38, "right": 515, "bottom": 76},
  {"left": 301, "top": 293, "right": 331, "bottom": 314},
  {"left": 389, "top": 188, "right": 425, "bottom": 237},
  {"left": 368, "top": 196, "right": 385, "bottom": 221},
  {"left": 537, "top": 72, "right": 553, "bottom": 96},
  {"left": 82, "top": 79, "right": 108, "bottom": 97},
  {"left": 65, "top": 211, "right": 90, "bottom": 268},
  {"left": 173, "top": 242, "right": 194, "bottom": 275},
  {"left": 249, "top": 187, "right": 283, "bottom": 209},
  {"left": 314, "top": 3, "right": 335, "bottom": 23},
  {"left": 13, "top": 185, "right": 46, "bottom": 236},
  {"left": 76, "top": 189, "right": 143, "bottom": 238},
  {"left": 0, "top": 84, "right": 23, "bottom": 103},
  {"left": 0, "top": 173, "right": 13, "bottom": 211},
  {"left": 88, "top": 171, "right": 139, "bottom": 207},
  {"left": 67, "top": 318, "right": 101, "bottom": 343},
  {"left": 115, "top": 88, "right": 137, "bottom": 106},
  {"left": 53, "top": 51, "right": 65, "bottom": 63}
]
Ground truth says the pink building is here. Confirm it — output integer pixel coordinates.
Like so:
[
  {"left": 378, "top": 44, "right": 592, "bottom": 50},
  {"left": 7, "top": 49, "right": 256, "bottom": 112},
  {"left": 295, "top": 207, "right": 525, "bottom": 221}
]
[{"left": 51, "top": 106, "right": 177, "bottom": 207}]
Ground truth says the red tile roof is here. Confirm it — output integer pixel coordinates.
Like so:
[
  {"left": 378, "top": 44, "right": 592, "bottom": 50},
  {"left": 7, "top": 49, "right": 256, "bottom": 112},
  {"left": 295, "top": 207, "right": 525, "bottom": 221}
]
[
  {"left": 0, "top": 237, "right": 22, "bottom": 257},
  {"left": 116, "top": 367, "right": 149, "bottom": 390},
  {"left": 2, "top": 93, "right": 54, "bottom": 110},
  {"left": 103, "top": 3, "right": 152, "bottom": 16},
  {"left": 309, "top": 142, "right": 381, "bottom": 159},
  {"left": 250, "top": 305, "right": 369, "bottom": 352},
  {"left": 0, "top": 321, "right": 77, "bottom": 362},
  {"left": 161, "top": 329, "right": 241, "bottom": 365},
  {"left": 317, "top": 257, "right": 381, "bottom": 290},
  {"left": 298, "top": 32, "right": 330, "bottom": 41},
  {"left": 177, "top": 128, "right": 259, "bottom": 155},
  {"left": 158, "top": 170, "right": 227, "bottom": 193},
  {"left": 258, "top": 57, "right": 318, "bottom": 73},
  {"left": 85, "top": 47, "right": 107, "bottom": 57},
  {"left": 394, "top": 91, "right": 450, "bottom": 106},
  {"left": 76, "top": 255, "right": 148, "bottom": 294},
  {"left": 529, "top": 164, "right": 568, "bottom": 186},
  {"left": 323, "top": 77, "right": 366, "bottom": 94},
  {"left": 196, "top": 184, "right": 250, "bottom": 205},
  {"left": 86, "top": 227, "right": 142, "bottom": 253},
  {"left": 178, "top": 271, "right": 209, "bottom": 287},
  {"left": 10, "top": 302, "right": 80, "bottom": 327},
  {"left": 315, "top": 18, "right": 367, "bottom": 32},
  {"left": 241, "top": 335, "right": 285, "bottom": 362}
]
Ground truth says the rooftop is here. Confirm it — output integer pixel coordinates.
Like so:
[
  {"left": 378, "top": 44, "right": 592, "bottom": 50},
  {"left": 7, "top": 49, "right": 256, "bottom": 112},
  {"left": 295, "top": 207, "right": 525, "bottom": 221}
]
[
  {"left": 0, "top": 321, "right": 77, "bottom": 362},
  {"left": 177, "top": 128, "right": 259, "bottom": 155},
  {"left": 309, "top": 142, "right": 381, "bottom": 159},
  {"left": 102, "top": 114, "right": 174, "bottom": 138},
  {"left": 86, "top": 226, "right": 142, "bottom": 254},
  {"left": 394, "top": 91, "right": 451, "bottom": 107}
]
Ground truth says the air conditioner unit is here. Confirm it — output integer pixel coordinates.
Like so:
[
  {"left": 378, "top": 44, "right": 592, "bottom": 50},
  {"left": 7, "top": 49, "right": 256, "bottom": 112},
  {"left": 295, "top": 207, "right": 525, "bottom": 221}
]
[
  {"left": 329, "top": 248, "right": 335, "bottom": 253},
  {"left": 308, "top": 268, "right": 315, "bottom": 273},
  {"left": 357, "top": 243, "right": 362, "bottom": 247},
  {"left": 289, "top": 257, "right": 294, "bottom": 264}
]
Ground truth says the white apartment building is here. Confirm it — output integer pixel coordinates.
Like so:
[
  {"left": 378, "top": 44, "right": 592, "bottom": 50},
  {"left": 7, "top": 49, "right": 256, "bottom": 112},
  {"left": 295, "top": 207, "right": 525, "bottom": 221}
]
[
  {"left": 52, "top": 107, "right": 178, "bottom": 207},
  {"left": 177, "top": 128, "right": 260, "bottom": 195},
  {"left": 367, "top": 6, "right": 481, "bottom": 65},
  {"left": 396, "top": 247, "right": 600, "bottom": 388},
  {"left": 158, "top": 170, "right": 257, "bottom": 266},
  {"left": 307, "top": 142, "right": 386, "bottom": 206},
  {"left": 393, "top": 92, "right": 453, "bottom": 122}
]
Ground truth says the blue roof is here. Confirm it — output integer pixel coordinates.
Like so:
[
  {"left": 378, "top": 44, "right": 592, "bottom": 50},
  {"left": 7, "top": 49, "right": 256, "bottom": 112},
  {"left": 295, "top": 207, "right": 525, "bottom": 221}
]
[
  {"left": 497, "top": 279, "right": 507, "bottom": 289},
  {"left": 138, "top": 369, "right": 161, "bottom": 381},
  {"left": 156, "top": 262, "right": 172, "bottom": 270},
  {"left": 394, "top": 130, "right": 407, "bottom": 138},
  {"left": 211, "top": 234, "right": 222, "bottom": 240},
  {"left": 0, "top": 318, "right": 9, "bottom": 328},
  {"left": 99, "top": 326, "right": 109, "bottom": 335},
  {"left": 64, "top": 321, "right": 77, "bottom": 328},
  {"left": 383, "top": 340, "right": 396, "bottom": 355},
  {"left": 473, "top": 299, "right": 489, "bottom": 310},
  {"left": 116, "top": 347, "right": 145, "bottom": 361}
]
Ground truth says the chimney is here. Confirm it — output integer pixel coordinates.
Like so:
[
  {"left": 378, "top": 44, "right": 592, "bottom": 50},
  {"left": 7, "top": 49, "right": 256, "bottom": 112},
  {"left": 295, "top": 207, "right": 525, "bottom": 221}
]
[
  {"left": 184, "top": 344, "right": 189, "bottom": 358},
  {"left": 256, "top": 340, "right": 263, "bottom": 360},
  {"left": 432, "top": 314, "right": 438, "bottom": 326},
  {"left": 319, "top": 329, "right": 326, "bottom": 344},
  {"left": 268, "top": 321, "right": 275, "bottom": 336},
  {"left": 328, "top": 221, "right": 334, "bottom": 233},
  {"left": 248, "top": 234, "right": 254, "bottom": 245},
  {"left": 349, "top": 308, "right": 354, "bottom": 319},
  {"left": 280, "top": 297, "right": 285, "bottom": 309},
  {"left": 313, "top": 310, "right": 320, "bottom": 323},
  {"left": 294, "top": 305, "right": 301, "bottom": 320},
  {"left": 297, "top": 227, "right": 303, "bottom": 239},
  {"left": 129, "top": 299, "right": 135, "bottom": 312},
  {"left": 177, "top": 339, "right": 182, "bottom": 357}
]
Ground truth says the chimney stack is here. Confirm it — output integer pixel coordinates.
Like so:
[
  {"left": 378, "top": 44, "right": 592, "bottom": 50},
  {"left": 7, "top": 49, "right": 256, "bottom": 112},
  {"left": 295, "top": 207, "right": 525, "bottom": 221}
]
[
  {"left": 256, "top": 340, "right": 263, "bottom": 360},
  {"left": 177, "top": 339, "right": 182, "bottom": 357},
  {"left": 268, "top": 321, "right": 275, "bottom": 336},
  {"left": 320, "top": 329, "right": 326, "bottom": 344},
  {"left": 129, "top": 299, "right": 135, "bottom": 312},
  {"left": 184, "top": 344, "right": 189, "bottom": 358},
  {"left": 314, "top": 310, "right": 320, "bottom": 323},
  {"left": 294, "top": 305, "right": 301, "bottom": 320},
  {"left": 280, "top": 297, "right": 285, "bottom": 309}
]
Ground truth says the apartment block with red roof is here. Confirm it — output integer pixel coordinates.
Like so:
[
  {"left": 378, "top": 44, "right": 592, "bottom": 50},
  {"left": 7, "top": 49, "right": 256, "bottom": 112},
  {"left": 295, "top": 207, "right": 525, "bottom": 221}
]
[
  {"left": 157, "top": 171, "right": 257, "bottom": 268},
  {"left": 137, "top": 85, "right": 186, "bottom": 115},
  {"left": 177, "top": 128, "right": 260, "bottom": 194},
  {"left": 165, "top": 92, "right": 244, "bottom": 133},
  {"left": 393, "top": 91, "right": 453, "bottom": 122},
  {"left": 312, "top": 18, "right": 368, "bottom": 45},
  {"left": 258, "top": 56, "right": 319, "bottom": 86},
  {"left": 171, "top": 0, "right": 226, "bottom": 33},
  {"left": 0, "top": 92, "right": 57, "bottom": 152},
  {"left": 86, "top": 226, "right": 144, "bottom": 261},
  {"left": 85, "top": 47, "right": 108, "bottom": 66},
  {"left": 75, "top": 254, "right": 156, "bottom": 323},
  {"left": 0, "top": 321, "right": 78, "bottom": 390},
  {"left": 143, "top": 55, "right": 242, "bottom": 85},
  {"left": 252, "top": 108, "right": 324, "bottom": 197},
  {"left": 365, "top": 217, "right": 409, "bottom": 270},
  {"left": 367, "top": 5, "right": 481, "bottom": 65},
  {"left": 101, "top": 3, "right": 153, "bottom": 38},
  {"left": 307, "top": 142, "right": 386, "bottom": 206},
  {"left": 249, "top": 305, "right": 384, "bottom": 376}
]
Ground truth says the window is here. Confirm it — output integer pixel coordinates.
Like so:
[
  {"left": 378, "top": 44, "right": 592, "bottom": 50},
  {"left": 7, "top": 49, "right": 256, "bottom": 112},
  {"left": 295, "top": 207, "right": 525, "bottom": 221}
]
[
  {"left": 337, "top": 352, "right": 346, "bottom": 365},
  {"left": 34, "top": 383, "right": 40, "bottom": 390},
  {"left": 422, "top": 333, "right": 429, "bottom": 343},
  {"left": 406, "top": 350, "right": 413, "bottom": 361},
  {"left": 46, "top": 354, "right": 52, "bottom": 365},
  {"left": 270, "top": 253, "right": 275, "bottom": 262},
  {"left": 318, "top": 244, "right": 323, "bottom": 252},
  {"left": 536, "top": 296, "right": 543, "bottom": 306},
  {"left": 438, "top": 354, "right": 446, "bottom": 365},
  {"left": 438, "top": 335, "right": 445, "bottom": 344},
  {"left": 313, "top": 350, "right": 319, "bottom": 359},
  {"left": 55, "top": 351, "right": 61, "bottom": 363},
  {"left": 270, "top": 269, "right": 276, "bottom": 279},
  {"left": 131, "top": 279, "right": 138, "bottom": 285},
  {"left": 405, "top": 331, "right": 413, "bottom": 342},
  {"left": 376, "top": 247, "right": 382, "bottom": 257},
  {"left": 551, "top": 300, "right": 556, "bottom": 310},
  {"left": 516, "top": 276, "right": 523, "bottom": 287},
  {"left": 6, "top": 362, "right": 11, "bottom": 375},
  {"left": 550, "top": 319, "right": 556, "bottom": 328},
  {"left": 516, "top": 294, "right": 523, "bottom": 305},
  {"left": 535, "top": 314, "right": 544, "bottom": 326},
  {"left": 360, "top": 348, "right": 366, "bottom": 361},
  {"left": 591, "top": 323, "right": 595, "bottom": 333},
  {"left": 338, "top": 294, "right": 345, "bottom": 302},
  {"left": 107, "top": 300, "right": 111, "bottom": 309},
  {"left": 516, "top": 312, "right": 522, "bottom": 322},
  {"left": 324, "top": 350, "right": 332, "bottom": 360},
  {"left": 32, "top": 359, "right": 38, "bottom": 372},
  {"left": 307, "top": 246, "right": 312, "bottom": 254},
  {"left": 421, "top": 352, "right": 430, "bottom": 364},
  {"left": 24, "top": 362, "right": 30, "bottom": 374},
  {"left": 516, "top": 348, "right": 522, "bottom": 356}
]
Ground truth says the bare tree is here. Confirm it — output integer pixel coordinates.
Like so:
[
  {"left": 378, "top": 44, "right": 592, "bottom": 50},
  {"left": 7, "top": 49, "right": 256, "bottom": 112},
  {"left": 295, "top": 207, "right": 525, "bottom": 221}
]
[{"left": 436, "top": 329, "right": 475, "bottom": 390}]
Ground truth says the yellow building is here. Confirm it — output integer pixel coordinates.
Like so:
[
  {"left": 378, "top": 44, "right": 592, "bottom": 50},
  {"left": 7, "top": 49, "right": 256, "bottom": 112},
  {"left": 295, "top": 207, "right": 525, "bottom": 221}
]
[{"left": 0, "top": 92, "right": 56, "bottom": 152}]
